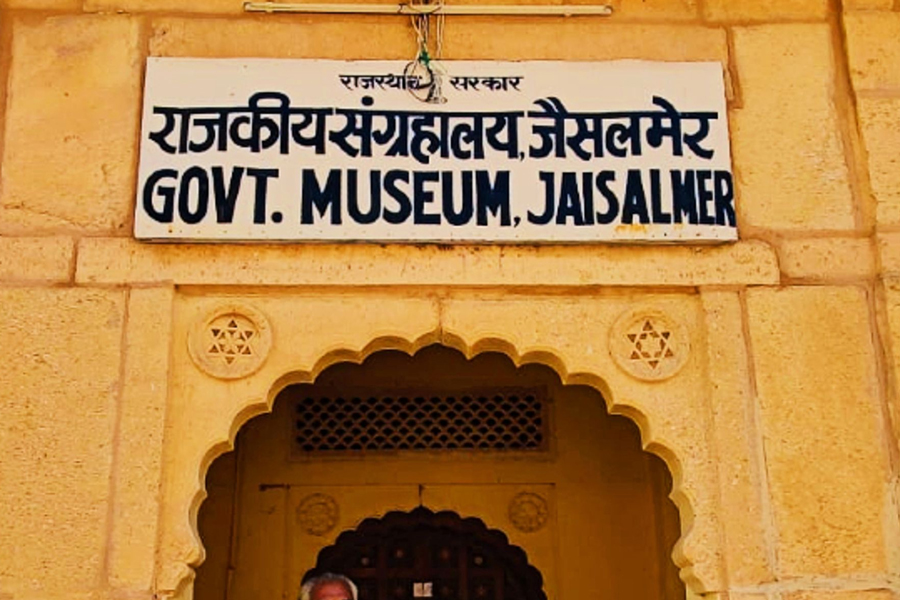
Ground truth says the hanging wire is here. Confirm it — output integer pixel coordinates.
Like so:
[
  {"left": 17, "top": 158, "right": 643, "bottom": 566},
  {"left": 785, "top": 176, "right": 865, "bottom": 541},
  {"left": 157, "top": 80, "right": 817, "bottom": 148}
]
[
  {"left": 435, "top": 4, "right": 445, "bottom": 59},
  {"left": 404, "top": 0, "right": 447, "bottom": 104}
]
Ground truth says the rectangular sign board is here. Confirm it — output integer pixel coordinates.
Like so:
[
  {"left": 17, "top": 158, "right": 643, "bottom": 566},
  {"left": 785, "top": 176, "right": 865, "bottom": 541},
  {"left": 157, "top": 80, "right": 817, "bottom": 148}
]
[{"left": 136, "top": 58, "right": 736, "bottom": 243}]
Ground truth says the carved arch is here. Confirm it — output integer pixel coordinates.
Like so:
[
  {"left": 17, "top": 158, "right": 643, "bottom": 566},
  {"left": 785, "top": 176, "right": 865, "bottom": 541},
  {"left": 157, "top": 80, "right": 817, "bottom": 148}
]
[{"left": 164, "top": 331, "right": 706, "bottom": 599}]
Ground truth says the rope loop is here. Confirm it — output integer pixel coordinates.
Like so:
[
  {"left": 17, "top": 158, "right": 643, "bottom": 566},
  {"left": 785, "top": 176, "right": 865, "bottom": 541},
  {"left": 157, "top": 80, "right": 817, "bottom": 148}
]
[{"left": 405, "top": 0, "right": 446, "bottom": 103}]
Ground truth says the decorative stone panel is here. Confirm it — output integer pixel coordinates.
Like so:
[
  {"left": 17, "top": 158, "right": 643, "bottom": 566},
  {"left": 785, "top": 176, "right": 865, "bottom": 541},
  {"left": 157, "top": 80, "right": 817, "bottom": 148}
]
[
  {"left": 296, "top": 493, "right": 340, "bottom": 536},
  {"left": 609, "top": 307, "right": 689, "bottom": 381},
  {"left": 188, "top": 303, "right": 272, "bottom": 380},
  {"left": 157, "top": 293, "right": 722, "bottom": 598},
  {"left": 508, "top": 492, "right": 549, "bottom": 533}
]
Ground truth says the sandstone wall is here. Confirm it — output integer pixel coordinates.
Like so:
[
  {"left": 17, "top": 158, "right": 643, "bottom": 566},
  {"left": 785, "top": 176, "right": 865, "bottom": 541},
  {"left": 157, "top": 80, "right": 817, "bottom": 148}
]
[{"left": 0, "top": 2, "right": 898, "bottom": 600}]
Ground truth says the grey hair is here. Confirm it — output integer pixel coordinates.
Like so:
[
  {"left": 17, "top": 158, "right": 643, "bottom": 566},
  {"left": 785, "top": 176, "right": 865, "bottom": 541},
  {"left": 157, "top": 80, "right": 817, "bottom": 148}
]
[{"left": 299, "top": 573, "right": 358, "bottom": 600}]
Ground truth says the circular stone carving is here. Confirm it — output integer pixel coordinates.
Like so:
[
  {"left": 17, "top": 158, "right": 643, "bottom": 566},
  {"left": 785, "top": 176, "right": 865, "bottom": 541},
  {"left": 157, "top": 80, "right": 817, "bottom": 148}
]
[
  {"left": 297, "top": 493, "right": 339, "bottom": 536},
  {"left": 508, "top": 492, "right": 548, "bottom": 533},
  {"left": 609, "top": 307, "right": 689, "bottom": 382},
  {"left": 188, "top": 304, "right": 272, "bottom": 380}
]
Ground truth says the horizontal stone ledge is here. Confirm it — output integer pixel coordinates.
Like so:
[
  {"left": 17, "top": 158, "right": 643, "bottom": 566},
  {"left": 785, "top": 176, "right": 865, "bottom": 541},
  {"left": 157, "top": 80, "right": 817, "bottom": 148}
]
[
  {"left": 777, "top": 236, "right": 876, "bottom": 281},
  {"left": 0, "top": 236, "right": 74, "bottom": 283},
  {"left": 75, "top": 238, "right": 779, "bottom": 287}
]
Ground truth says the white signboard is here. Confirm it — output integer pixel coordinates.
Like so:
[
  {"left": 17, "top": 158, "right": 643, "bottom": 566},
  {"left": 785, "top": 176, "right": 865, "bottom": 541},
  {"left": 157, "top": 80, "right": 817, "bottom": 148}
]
[{"left": 136, "top": 58, "right": 736, "bottom": 243}]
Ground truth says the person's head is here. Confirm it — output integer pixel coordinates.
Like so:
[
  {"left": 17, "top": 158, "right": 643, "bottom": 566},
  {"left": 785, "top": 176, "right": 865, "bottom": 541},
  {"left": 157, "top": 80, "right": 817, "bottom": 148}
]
[{"left": 299, "top": 573, "right": 357, "bottom": 600}]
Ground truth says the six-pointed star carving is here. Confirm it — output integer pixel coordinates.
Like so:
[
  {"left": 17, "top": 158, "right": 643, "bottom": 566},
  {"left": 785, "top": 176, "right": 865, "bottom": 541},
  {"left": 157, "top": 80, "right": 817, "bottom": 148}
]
[
  {"left": 208, "top": 318, "right": 256, "bottom": 364},
  {"left": 626, "top": 319, "right": 675, "bottom": 369}
]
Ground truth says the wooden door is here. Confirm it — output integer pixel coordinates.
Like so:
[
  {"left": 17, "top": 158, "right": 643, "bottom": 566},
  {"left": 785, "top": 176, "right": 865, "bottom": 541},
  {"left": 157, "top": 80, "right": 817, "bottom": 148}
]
[{"left": 305, "top": 508, "right": 545, "bottom": 600}]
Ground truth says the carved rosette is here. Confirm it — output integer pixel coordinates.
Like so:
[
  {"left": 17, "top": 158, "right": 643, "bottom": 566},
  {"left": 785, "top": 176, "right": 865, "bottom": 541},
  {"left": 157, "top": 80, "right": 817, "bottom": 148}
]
[
  {"left": 609, "top": 307, "right": 689, "bottom": 382},
  {"left": 188, "top": 303, "right": 272, "bottom": 380},
  {"left": 508, "top": 492, "right": 548, "bottom": 533},
  {"left": 296, "top": 493, "right": 340, "bottom": 536}
]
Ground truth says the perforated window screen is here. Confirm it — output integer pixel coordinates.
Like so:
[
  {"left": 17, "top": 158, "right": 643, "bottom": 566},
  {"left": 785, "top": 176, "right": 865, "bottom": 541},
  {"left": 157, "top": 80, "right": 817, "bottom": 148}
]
[{"left": 291, "top": 389, "right": 547, "bottom": 454}]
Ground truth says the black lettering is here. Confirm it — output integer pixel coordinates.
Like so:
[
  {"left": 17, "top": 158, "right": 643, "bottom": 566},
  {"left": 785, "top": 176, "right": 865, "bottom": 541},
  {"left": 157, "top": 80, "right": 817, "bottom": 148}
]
[
  {"left": 178, "top": 166, "right": 209, "bottom": 225},
  {"left": 476, "top": 171, "right": 511, "bottom": 226},
  {"left": 211, "top": 166, "right": 244, "bottom": 224},
  {"left": 671, "top": 170, "right": 698, "bottom": 225},
  {"left": 583, "top": 172, "right": 595, "bottom": 226},
  {"left": 142, "top": 168, "right": 177, "bottom": 223},
  {"left": 346, "top": 170, "right": 358, "bottom": 224},
  {"left": 556, "top": 172, "right": 585, "bottom": 226},
  {"left": 714, "top": 170, "right": 736, "bottom": 227},
  {"left": 301, "top": 168, "right": 342, "bottom": 225},
  {"left": 414, "top": 171, "right": 441, "bottom": 225},
  {"left": 697, "top": 169, "right": 715, "bottom": 225},
  {"left": 622, "top": 169, "right": 650, "bottom": 225},
  {"left": 349, "top": 170, "right": 380, "bottom": 224},
  {"left": 529, "top": 172, "right": 555, "bottom": 225},
  {"left": 443, "top": 171, "right": 473, "bottom": 226},
  {"left": 247, "top": 167, "right": 279, "bottom": 225},
  {"left": 595, "top": 171, "right": 619, "bottom": 225},
  {"left": 649, "top": 169, "right": 671, "bottom": 224},
  {"left": 383, "top": 170, "right": 411, "bottom": 224}
]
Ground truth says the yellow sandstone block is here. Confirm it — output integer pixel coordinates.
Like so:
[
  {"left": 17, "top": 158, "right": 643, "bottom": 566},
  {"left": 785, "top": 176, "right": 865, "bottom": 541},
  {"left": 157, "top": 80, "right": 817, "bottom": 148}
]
[
  {"left": 94, "top": 0, "right": 699, "bottom": 16},
  {"left": 443, "top": 20, "right": 727, "bottom": 61},
  {"left": 704, "top": 0, "right": 828, "bottom": 21},
  {"left": 731, "top": 25, "right": 854, "bottom": 231},
  {"left": 150, "top": 16, "right": 414, "bottom": 59},
  {"left": 843, "top": 0, "right": 893, "bottom": 8},
  {"left": 879, "top": 233, "right": 900, "bottom": 277},
  {"left": 149, "top": 18, "right": 726, "bottom": 63},
  {"left": 443, "top": 0, "right": 563, "bottom": 5},
  {"left": 75, "top": 238, "right": 780, "bottom": 287},
  {"left": 0, "top": 16, "right": 141, "bottom": 234},
  {"left": 575, "top": 0, "right": 698, "bottom": 20},
  {"left": 1, "top": 0, "right": 81, "bottom": 8},
  {"left": 0, "top": 288, "right": 126, "bottom": 596},
  {"left": 746, "top": 286, "right": 888, "bottom": 575},
  {"left": 785, "top": 592, "right": 897, "bottom": 600},
  {"left": 108, "top": 287, "right": 175, "bottom": 592},
  {"left": 845, "top": 12, "right": 900, "bottom": 92},
  {"left": 90, "top": 0, "right": 400, "bottom": 12},
  {"left": 0, "top": 236, "right": 73, "bottom": 282},
  {"left": 88, "top": 0, "right": 239, "bottom": 13},
  {"left": 858, "top": 97, "right": 900, "bottom": 226},
  {"left": 777, "top": 236, "right": 875, "bottom": 280},
  {"left": 880, "top": 276, "right": 900, "bottom": 472},
  {"left": 700, "top": 292, "right": 772, "bottom": 587}
]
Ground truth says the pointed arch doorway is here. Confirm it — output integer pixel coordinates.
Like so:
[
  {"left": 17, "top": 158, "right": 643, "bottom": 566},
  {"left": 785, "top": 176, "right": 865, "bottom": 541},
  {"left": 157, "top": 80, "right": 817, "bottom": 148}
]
[{"left": 304, "top": 507, "right": 547, "bottom": 600}]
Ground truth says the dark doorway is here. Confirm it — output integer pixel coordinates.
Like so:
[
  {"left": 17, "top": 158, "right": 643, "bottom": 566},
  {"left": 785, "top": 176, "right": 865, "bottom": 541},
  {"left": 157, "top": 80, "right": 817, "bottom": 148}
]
[{"left": 303, "top": 507, "right": 546, "bottom": 600}]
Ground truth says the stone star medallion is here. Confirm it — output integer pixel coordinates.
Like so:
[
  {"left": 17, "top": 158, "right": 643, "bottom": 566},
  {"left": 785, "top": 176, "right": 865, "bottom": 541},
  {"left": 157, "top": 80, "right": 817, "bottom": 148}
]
[
  {"left": 208, "top": 316, "right": 257, "bottom": 365},
  {"left": 627, "top": 319, "right": 675, "bottom": 370},
  {"left": 188, "top": 303, "right": 272, "bottom": 380},
  {"left": 609, "top": 307, "right": 689, "bottom": 381}
]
